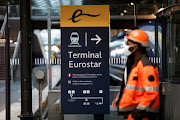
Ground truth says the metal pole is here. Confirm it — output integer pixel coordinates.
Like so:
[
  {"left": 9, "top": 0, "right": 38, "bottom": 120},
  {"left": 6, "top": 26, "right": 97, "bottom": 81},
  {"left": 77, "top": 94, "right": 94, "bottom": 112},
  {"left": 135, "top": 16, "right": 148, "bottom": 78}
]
[
  {"left": 39, "top": 81, "right": 42, "bottom": 120},
  {"left": 134, "top": 4, "right": 137, "bottom": 27},
  {"left": 47, "top": 8, "right": 52, "bottom": 91},
  {"left": 5, "top": 2, "right": 10, "bottom": 119},
  {"left": 155, "top": 18, "right": 159, "bottom": 67},
  {"left": 10, "top": 31, "right": 21, "bottom": 83},
  {"left": 161, "top": 17, "right": 167, "bottom": 81},
  {"left": 19, "top": 0, "right": 35, "bottom": 119}
]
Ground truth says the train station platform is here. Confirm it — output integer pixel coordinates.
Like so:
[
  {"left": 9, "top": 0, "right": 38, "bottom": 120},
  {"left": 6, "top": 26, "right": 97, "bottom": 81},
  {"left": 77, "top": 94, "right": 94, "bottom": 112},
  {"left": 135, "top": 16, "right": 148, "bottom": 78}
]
[{"left": 0, "top": 65, "right": 61, "bottom": 120}]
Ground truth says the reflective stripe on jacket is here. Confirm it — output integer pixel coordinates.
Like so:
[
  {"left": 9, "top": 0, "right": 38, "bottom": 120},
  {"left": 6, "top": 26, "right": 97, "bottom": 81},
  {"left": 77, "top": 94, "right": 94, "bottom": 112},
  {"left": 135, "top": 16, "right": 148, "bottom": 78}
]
[{"left": 119, "top": 56, "right": 159, "bottom": 114}]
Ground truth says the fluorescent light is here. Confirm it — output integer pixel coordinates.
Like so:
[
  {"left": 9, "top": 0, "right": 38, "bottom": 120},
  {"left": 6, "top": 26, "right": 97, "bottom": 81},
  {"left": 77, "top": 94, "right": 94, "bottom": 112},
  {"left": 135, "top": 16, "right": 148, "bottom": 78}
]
[{"left": 130, "top": 2, "right": 134, "bottom": 5}]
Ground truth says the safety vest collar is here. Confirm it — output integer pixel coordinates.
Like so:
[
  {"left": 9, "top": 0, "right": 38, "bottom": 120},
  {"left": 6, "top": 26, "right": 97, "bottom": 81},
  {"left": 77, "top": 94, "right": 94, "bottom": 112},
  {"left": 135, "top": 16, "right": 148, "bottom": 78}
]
[{"left": 131, "top": 54, "right": 147, "bottom": 69}]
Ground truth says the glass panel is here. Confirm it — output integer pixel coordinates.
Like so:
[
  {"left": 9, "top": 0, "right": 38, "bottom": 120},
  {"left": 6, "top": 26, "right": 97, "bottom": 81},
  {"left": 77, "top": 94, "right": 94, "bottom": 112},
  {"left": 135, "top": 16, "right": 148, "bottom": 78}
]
[
  {"left": 9, "top": 5, "right": 21, "bottom": 120},
  {"left": 29, "top": 4, "right": 162, "bottom": 17},
  {"left": 9, "top": 5, "right": 19, "bottom": 17},
  {"left": 140, "top": 21, "right": 162, "bottom": 77},
  {"left": 167, "top": 12, "right": 180, "bottom": 82},
  {"left": 158, "top": 23, "right": 163, "bottom": 78},
  {"left": 109, "top": 4, "right": 162, "bottom": 16},
  {"left": 32, "top": 7, "right": 47, "bottom": 16},
  {"left": 136, "top": 4, "right": 160, "bottom": 15},
  {"left": 110, "top": 4, "right": 134, "bottom": 15}
]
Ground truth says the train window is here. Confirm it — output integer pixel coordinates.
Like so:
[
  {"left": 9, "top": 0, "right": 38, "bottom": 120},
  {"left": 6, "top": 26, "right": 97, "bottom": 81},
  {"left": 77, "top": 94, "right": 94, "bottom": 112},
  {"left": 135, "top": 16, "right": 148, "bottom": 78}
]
[{"left": 166, "top": 12, "right": 180, "bottom": 80}]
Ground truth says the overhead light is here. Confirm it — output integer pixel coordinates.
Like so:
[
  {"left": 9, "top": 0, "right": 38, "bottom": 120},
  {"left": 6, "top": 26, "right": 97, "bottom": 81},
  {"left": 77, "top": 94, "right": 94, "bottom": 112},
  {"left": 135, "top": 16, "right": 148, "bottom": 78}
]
[
  {"left": 14, "top": 42, "right": 18, "bottom": 44},
  {"left": 120, "top": 13, "right": 124, "bottom": 16},
  {"left": 158, "top": 8, "right": 164, "bottom": 12},
  {"left": 130, "top": 2, "right": 134, "bottom": 6},
  {"left": 124, "top": 10, "right": 127, "bottom": 13},
  {"left": 149, "top": 21, "right": 152, "bottom": 23},
  {"left": 124, "top": 29, "right": 128, "bottom": 31},
  {"left": 10, "top": 40, "right": 13, "bottom": 43}
]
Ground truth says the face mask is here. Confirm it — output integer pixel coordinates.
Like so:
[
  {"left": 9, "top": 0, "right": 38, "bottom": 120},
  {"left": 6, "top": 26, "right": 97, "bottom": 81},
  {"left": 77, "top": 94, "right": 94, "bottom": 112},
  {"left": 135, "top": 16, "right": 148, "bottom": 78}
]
[
  {"left": 124, "top": 36, "right": 128, "bottom": 43},
  {"left": 124, "top": 44, "right": 136, "bottom": 56}
]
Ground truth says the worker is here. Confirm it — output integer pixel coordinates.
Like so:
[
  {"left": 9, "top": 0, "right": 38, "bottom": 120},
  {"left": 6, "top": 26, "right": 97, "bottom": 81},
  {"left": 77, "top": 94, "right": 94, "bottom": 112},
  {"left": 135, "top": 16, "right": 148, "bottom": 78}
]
[
  {"left": 112, "top": 29, "right": 134, "bottom": 109},
  {"left": 115, "top": 29, "right": 159, "bottom": 120},
  {"left": 112, "top": 28, "right": 137, "bottom": 110}
]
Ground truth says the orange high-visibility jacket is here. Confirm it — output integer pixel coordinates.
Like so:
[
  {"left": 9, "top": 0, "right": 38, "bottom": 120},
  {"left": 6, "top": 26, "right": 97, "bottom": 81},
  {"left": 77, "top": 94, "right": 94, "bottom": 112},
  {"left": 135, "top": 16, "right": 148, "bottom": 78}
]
[{"left": 119, "top": 56, "right": 159, "bottom": 114}]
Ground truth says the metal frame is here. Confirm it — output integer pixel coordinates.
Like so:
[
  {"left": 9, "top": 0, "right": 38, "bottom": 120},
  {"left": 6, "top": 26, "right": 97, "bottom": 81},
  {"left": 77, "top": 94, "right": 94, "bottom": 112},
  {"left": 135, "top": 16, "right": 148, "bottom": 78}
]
[
  {"left": 155, "top": 4, "right": 180, "bottom": 120},
  {"left": 161, "top": 16, "right": 167, "bottom": 81},
  {"left": 5, "top": 3, "right": 10, "bottom": 120},
  {"left": 155, "top": 4, "right": 180, "bottom": 82},
  {"left": 47, "top": 7, "right": 52, "bottom": 91},
  {"left": 19, "top": 0, "right": 35, "bottom": 119}
]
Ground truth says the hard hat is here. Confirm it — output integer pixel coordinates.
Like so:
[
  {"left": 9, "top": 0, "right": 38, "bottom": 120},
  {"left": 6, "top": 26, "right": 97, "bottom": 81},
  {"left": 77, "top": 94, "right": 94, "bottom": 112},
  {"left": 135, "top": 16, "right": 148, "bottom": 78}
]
[{"left": 126, "top": 29, "right": 149, "bottom": 47}]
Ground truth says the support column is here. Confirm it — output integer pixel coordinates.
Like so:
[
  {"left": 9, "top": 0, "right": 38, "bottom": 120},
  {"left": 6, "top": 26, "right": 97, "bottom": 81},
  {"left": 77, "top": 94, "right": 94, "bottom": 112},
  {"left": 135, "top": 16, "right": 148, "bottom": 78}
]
[
  {"left": 5, "top": 3, "right": 10, "bottom": 120},
  {"left": 19, "top": 0, "right": 35, "bottom": 119}
]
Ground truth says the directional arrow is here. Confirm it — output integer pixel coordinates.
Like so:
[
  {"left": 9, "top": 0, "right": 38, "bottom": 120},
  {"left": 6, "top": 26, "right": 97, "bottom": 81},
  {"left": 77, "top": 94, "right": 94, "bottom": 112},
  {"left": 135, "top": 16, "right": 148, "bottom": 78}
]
[
  {"left": 99, "top": 102, "right": 103, "bottom": 105},
  {"left": 91, "top": 34, "right": 102, "bottom": 44}
]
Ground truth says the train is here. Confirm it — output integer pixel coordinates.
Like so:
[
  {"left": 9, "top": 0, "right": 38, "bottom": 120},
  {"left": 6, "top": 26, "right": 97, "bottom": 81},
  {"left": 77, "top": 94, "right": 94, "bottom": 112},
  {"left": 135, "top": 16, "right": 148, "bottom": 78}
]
[{"left": 109, "top": 21, "right": 162, "bottom": 86}]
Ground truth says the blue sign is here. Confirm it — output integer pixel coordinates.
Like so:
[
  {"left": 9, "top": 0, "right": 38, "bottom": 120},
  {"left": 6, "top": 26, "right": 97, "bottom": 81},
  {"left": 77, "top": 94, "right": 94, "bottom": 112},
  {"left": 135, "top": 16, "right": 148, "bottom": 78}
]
[{"left": 61, "top": 5, "right": 109, "bottom": 114}]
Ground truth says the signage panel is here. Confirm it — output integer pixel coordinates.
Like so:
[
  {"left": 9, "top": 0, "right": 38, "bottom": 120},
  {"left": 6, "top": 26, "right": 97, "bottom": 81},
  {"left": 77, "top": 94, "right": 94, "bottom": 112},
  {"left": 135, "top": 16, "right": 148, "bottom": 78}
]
[{"left": 61, "top": 5, "right": 109, "bottom": 114}]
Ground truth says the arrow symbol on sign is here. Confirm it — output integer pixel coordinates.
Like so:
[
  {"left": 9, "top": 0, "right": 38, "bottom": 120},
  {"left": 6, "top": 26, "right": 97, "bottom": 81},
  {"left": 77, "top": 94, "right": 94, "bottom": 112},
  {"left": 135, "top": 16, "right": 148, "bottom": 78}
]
[
  {"left": 91, "top": 34, "right": 102, "bottom": 44},
  {"left": 99, "top": 102, "right": 103, "bottom": 105}
]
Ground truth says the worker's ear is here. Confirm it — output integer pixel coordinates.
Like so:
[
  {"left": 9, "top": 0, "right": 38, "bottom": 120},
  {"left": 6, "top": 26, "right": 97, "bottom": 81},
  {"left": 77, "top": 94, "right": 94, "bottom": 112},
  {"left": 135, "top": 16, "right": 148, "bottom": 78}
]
[
  {"left": 129, "top": 44, "right": 138, "bottom": 52},
  {"left": 133, "top": 44, "right": 139, "bottom": 51}
]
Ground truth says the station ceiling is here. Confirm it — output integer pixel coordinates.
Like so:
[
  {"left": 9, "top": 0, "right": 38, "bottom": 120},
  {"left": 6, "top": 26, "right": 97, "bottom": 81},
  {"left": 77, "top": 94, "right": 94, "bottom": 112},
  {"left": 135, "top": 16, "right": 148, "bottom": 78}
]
[{"left": 0, "top": 0, "right": 163, "bottom": 6}]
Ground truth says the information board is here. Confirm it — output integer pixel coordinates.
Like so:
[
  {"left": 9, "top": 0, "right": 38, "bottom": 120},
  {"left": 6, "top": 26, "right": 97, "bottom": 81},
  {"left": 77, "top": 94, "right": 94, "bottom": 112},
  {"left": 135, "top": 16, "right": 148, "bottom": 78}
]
[{"left": 61, "top": 5, "right": 109, "bottom": 114}]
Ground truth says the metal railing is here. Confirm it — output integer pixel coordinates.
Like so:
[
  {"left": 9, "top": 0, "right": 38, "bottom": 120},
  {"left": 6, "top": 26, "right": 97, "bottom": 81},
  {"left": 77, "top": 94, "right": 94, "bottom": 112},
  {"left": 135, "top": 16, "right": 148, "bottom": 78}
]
[
  {"left": 10, "top": 31, "right": 20, "bottom": 82},
  {"left": 0, "top": 6, "right": 10, "bottom": 38}
]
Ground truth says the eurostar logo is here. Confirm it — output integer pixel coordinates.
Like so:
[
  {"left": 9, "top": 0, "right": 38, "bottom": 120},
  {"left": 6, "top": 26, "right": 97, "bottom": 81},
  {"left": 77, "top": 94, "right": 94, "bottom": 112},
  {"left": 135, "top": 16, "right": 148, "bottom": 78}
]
[{"left": 68, "top": 9, "right": 101, "bottom": 23}]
